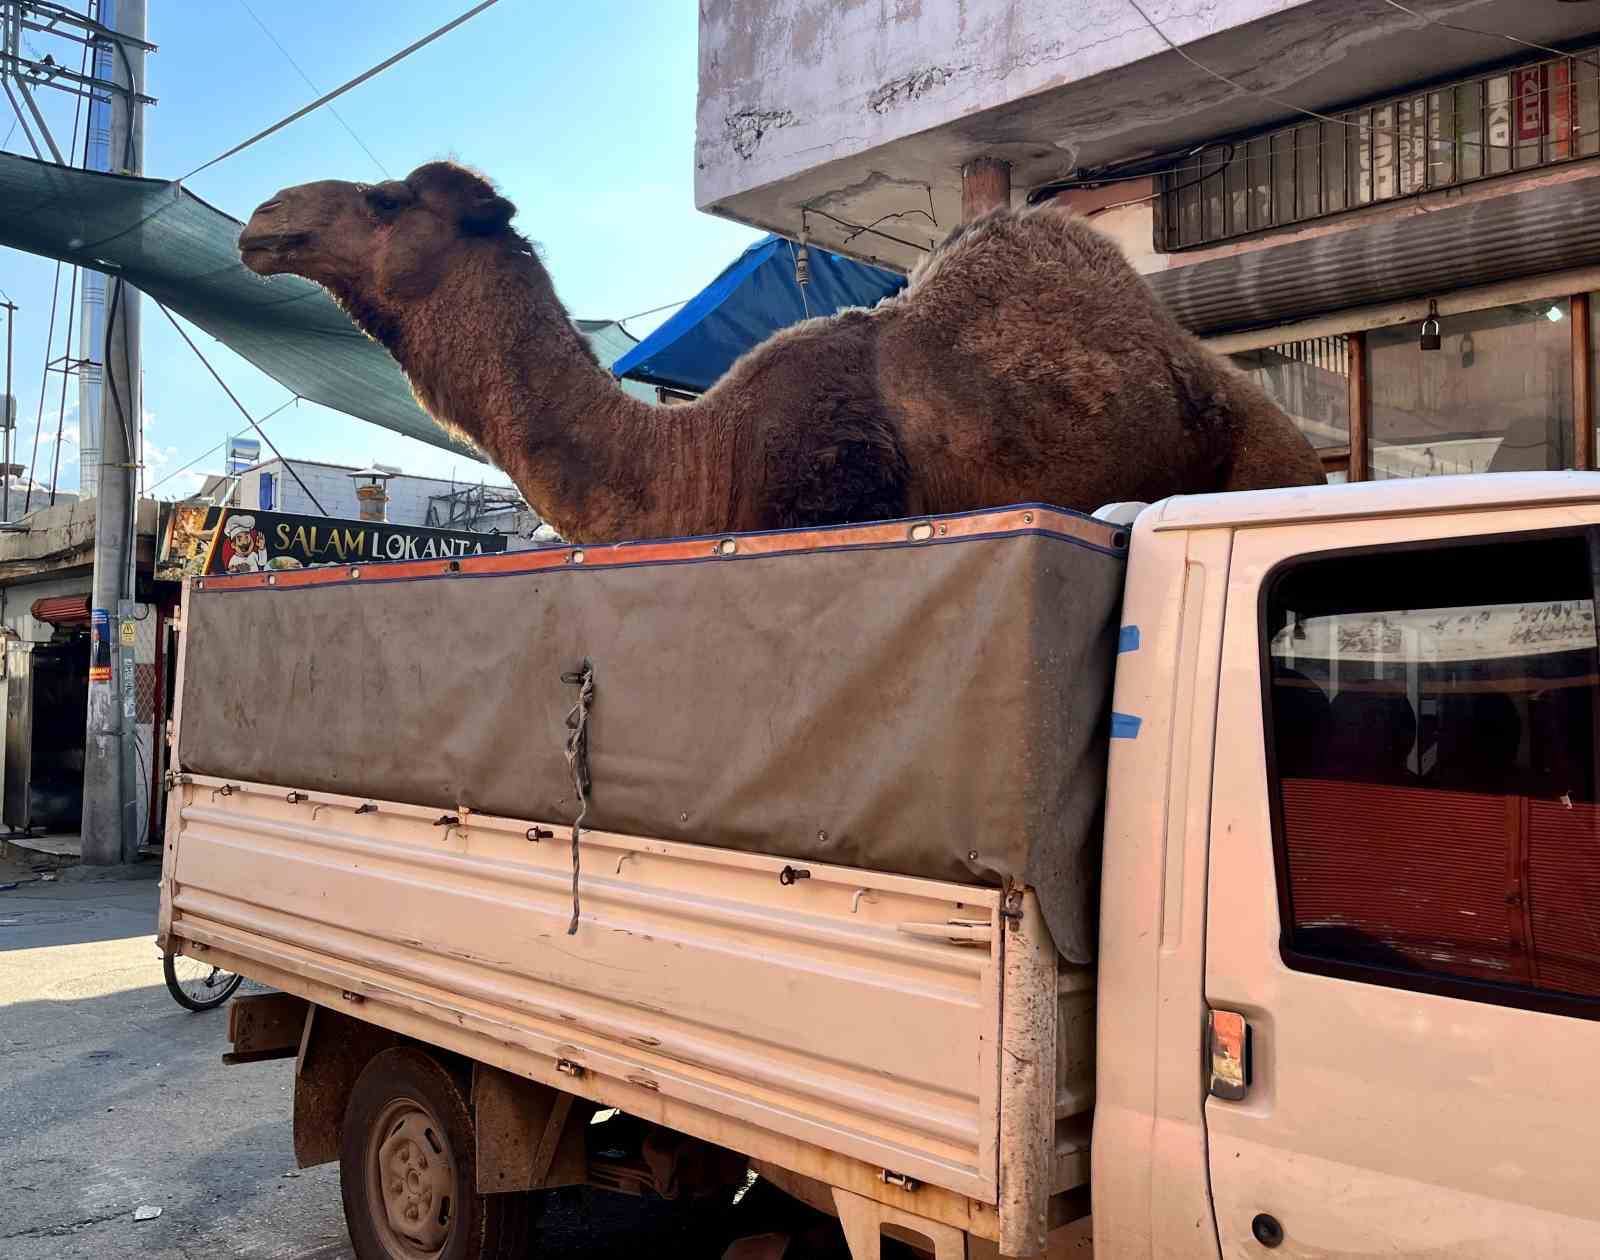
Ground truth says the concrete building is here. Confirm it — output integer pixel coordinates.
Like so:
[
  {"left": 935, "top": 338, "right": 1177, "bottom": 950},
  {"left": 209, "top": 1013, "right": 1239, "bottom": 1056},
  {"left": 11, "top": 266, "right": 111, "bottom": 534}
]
[
  {"left": 0, "top": 497, "right": 163, "bottom": 849},
  {"left": 200, "top": 458, "right": 532, "bottom": 533},
  {"left": 698, "top": 1, "right": 1600, "bottom": 481}
]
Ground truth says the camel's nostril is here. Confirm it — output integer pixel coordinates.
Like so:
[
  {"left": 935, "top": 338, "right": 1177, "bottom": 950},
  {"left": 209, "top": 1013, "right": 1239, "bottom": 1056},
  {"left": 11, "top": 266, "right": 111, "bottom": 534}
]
[{"left": 254, "top": 199, "right": 283, "bottom": 216}]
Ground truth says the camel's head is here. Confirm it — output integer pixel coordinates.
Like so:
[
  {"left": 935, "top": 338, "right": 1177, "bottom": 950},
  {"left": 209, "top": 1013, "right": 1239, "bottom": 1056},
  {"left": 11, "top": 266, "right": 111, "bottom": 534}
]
[{"left": 238, "top": 161, "right": 517, "bottom": 299}]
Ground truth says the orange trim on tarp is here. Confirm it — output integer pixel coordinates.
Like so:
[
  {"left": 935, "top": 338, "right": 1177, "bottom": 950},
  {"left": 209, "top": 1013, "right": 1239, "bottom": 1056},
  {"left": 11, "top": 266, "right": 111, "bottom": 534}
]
[{"left": 192, "top": 504, "right": 1126, "bottom": 594}]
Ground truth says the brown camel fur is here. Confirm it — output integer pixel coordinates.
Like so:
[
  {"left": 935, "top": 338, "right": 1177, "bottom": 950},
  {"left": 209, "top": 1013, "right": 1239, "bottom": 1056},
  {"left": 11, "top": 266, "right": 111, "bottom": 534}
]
[{"left": 239, "top": 162, "right": 1324, "bottom": 543}]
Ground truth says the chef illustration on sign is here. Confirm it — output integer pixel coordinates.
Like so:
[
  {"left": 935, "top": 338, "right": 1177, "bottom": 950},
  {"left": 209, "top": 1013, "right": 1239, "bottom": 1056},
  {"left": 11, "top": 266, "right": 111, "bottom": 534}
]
[{"left": 219, "top": 513, "right": 270, "bottom": 573}]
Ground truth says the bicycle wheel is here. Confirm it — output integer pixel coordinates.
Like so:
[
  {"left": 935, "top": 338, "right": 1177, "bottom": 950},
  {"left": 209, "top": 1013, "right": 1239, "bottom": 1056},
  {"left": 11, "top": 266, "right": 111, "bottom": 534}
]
[{"left": 163, "top": 947, "right": 244, "bottom": 1012}]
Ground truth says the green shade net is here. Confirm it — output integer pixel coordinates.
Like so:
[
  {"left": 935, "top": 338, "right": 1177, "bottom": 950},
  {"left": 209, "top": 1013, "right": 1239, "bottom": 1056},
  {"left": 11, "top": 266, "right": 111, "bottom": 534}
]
[{"left": 0, "top": 152, "right": 479, "bottom": 457}]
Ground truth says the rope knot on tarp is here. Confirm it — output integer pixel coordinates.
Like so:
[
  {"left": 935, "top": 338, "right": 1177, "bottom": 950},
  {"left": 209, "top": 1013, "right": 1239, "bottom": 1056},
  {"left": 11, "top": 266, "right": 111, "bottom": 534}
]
[{"left": 561, "top": 659, "right": 595, "bottom": 935}]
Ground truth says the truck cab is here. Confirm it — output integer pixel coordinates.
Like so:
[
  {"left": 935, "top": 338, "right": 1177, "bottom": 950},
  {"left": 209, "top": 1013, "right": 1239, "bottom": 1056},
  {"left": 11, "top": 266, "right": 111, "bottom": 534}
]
[{"left": 1097, "top": 471, "right": 1600, "bottom": 1258}]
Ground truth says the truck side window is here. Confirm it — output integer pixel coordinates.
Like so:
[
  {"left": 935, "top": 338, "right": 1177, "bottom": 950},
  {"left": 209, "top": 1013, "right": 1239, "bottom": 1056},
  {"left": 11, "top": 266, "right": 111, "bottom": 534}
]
[{"left": 1264, "top": 533, "right": 1600, "bottom": 1012}]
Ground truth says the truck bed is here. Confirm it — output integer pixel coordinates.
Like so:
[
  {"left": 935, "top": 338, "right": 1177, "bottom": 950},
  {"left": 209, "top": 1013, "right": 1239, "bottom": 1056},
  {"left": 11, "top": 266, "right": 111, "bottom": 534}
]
[{"left": 160, "top": 774, "right": 1093, "bottom": 1246}]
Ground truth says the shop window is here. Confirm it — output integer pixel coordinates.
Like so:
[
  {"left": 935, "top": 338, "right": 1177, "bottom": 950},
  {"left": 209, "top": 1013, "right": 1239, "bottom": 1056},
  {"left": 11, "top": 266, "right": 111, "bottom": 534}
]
[
  {"left": 1264, "top": 534, "right": 1600, "bottom": 1012},
  {"left": 1160, "top": 51, "right": 1600, "bottom": 249},
  {"left": 1368, "top": 300, "right": 1572, "bottom": 479},
  {"left": 1231, "top": 338, "right": 1350, "bottom": 481}
]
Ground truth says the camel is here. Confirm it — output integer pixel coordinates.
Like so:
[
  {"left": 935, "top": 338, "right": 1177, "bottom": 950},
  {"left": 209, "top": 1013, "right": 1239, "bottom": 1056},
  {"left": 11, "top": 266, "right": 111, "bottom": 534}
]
[{"left": 238, "top": 162, "right": 1324, "bottom": 543}]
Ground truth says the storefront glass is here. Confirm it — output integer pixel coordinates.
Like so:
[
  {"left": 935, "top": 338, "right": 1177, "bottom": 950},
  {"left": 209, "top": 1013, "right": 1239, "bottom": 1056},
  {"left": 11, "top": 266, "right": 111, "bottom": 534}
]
[
  {"left": 1369, "top": 300, "right": 1572, "bottom": 479},
  {"left": 1232, "top": 338, "right": 1350, "bottom": 478}
]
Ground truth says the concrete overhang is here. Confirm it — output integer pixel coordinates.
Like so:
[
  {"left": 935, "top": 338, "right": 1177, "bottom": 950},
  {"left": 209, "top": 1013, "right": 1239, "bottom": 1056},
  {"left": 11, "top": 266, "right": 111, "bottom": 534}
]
[
  {"left": 697, "top": 0, "right": 1600, "bottom": 272},
  {"left": 0, "top": 497, "right": 161, "bottom": 584}
]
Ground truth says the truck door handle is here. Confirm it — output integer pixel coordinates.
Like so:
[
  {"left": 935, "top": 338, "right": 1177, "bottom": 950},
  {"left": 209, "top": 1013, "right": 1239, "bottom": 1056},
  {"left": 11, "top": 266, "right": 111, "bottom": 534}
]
[
  {"left": 895, "top": 920, "right": 994, "bottom": 946},
  {"left": 1207, "top": 1009, "right": 1252, "bottom": 1101}
]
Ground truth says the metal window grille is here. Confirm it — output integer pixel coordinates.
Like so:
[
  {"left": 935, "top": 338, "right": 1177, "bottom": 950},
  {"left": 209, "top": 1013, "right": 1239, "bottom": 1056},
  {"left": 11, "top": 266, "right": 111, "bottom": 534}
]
[{"left": 1158, "top": 49, "right": 1600, "bottom": 250}]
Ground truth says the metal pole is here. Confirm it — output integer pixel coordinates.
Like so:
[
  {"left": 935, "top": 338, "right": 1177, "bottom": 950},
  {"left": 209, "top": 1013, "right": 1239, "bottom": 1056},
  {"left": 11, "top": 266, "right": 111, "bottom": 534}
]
[
  {"left": 4, "top": 300, "right": 13, "bottom": 520},
  {"left": 80, "top": 0, "right": 146, "bottom": 866}
]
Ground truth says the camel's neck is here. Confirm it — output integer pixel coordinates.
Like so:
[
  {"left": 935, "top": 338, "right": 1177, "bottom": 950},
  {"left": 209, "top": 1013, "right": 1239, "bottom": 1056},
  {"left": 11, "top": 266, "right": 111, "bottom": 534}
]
[{"left": 349, "top": 241, "right": 727, "bottom": 542}]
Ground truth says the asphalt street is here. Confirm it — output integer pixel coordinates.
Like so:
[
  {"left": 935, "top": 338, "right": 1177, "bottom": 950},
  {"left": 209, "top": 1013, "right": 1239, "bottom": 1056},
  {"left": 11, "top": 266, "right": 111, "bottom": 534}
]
[{"left": 0, "top": 863, "right": 822, "bottom": 1260}]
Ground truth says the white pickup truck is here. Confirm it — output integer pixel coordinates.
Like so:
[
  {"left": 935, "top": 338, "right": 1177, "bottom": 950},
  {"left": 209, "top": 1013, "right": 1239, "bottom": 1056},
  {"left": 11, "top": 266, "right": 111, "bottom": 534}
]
[{"left": 160, "top": 472, "right": 1600, "bottom": 1260}]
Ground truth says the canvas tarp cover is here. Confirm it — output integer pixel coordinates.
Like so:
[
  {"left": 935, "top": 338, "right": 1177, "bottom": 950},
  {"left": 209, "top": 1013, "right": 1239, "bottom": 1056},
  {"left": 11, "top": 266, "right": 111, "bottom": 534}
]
[{"left": 177, "top": 507, "right": 1127, "bottom": 961}]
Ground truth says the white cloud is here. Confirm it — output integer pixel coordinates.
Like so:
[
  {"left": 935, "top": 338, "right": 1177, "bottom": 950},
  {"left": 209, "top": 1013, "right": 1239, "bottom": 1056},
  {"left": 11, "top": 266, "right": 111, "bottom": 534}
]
[
  {"left": 140, "top": 411, "right": 177, "bottom": 480},
  {"left": 139, "top": 411, "right": 205, "bottom": 499},
  {"left": 33, "top": 415, "right": 79, "bottom": 466},
  {"left": 157, "top": 468, "right": 217, "bottom": 500}
]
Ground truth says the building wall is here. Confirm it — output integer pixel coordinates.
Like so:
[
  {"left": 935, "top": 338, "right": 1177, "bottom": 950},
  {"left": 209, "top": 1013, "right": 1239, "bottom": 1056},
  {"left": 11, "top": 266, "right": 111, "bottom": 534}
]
[
  {"left": 228, "top": 461, "right": 514, "bottom": 528},
  {"left": 697, "top": 2, "right": 1600, "bottom": 277},
  {"left": 696, "top": 0, "right": 1315, "bottom": 208}
]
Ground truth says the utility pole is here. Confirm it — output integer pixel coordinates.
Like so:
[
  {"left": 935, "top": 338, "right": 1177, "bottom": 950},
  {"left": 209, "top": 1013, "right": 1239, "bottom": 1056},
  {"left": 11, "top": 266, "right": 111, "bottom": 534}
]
[
  {"left": 81, "top": 0, "right": 147, "bottom": 865},
  {"left": 2, "top": 299, "right": 13, "bottom": 521}
]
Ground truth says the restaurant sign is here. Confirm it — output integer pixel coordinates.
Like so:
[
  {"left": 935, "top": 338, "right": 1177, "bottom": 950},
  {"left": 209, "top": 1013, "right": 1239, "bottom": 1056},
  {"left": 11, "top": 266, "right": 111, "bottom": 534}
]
[{"left": 156, "top": 503, "right": 508, "bottom": 581}]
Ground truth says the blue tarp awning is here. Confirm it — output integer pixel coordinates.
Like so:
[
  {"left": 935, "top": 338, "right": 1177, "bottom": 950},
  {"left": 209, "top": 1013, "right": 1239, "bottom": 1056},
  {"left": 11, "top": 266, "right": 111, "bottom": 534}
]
[{"left": 612, "top": 235, "right": 906, "bottom": 394}]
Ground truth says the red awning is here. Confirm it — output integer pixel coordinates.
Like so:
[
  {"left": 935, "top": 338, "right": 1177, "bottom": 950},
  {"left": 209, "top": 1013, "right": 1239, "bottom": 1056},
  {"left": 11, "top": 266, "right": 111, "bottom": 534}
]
[{"left": 31, "top": 594, "right": 91, "bottom": 626}]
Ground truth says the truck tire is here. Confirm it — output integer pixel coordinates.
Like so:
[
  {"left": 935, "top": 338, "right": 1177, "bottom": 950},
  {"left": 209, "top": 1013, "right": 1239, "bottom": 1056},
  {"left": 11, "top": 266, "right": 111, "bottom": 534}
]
[{"left": 340, "top": 1046, "right": 536, "bottom": 1260}]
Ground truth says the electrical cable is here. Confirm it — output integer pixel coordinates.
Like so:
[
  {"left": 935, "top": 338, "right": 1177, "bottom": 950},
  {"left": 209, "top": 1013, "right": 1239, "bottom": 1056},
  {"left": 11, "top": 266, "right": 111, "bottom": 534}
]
[
  {"left": 1377, "top": 0, "right": 1597, "bottom": 66},
  {"left": 23, "top": 263, "right": 63, "bottom": 517},
  {"left": 800, "top": 205, "right": 932, "bottom": 254},
  {"left": 28, "top": 24, "right": 95, "bottom": 515},
  {"left": 1119, "top": 0, "right": 1571, "bottom": 156},
  {"left": 145, "top": 397, "right": 298, "bottom": 496},
  {"left": 1027, "top": 144, "right": 1232, "bottom": 206},
  {"left": 181, "top": 0, "right": 502, "bottom": 182},
  {"left": 46, "top": 264, "right": 78, "bottom": 508},
  {"left": 153, "top": 302, "right": 327, "bottom": 515},
  {"left": 616, "top": 298, "right": 689, "bottom": 324},
  {"left": 0, "top": 77, "right": 43, "bottom": 160},
  {"left": 236, "top": 0, "right": 390, "bottom": 178},
  {"left": 1095, "top": 0, "right": 1600, "bottom": 230}
]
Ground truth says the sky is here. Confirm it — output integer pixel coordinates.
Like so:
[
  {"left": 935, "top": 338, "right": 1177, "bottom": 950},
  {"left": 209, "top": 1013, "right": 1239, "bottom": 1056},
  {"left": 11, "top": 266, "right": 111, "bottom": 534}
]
[{"left": 0, "top": 0, "right": 760, "bottom": 501}]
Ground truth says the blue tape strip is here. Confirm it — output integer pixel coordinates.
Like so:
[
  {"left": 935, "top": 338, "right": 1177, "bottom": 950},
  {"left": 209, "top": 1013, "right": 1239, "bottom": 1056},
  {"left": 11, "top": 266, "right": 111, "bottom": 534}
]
[
  {"left": 1118, "top": 625, "right": 1140, "bottom": 653},
  {"left": 1110, "top": 712, "right": 1142, "bottom": 740}
]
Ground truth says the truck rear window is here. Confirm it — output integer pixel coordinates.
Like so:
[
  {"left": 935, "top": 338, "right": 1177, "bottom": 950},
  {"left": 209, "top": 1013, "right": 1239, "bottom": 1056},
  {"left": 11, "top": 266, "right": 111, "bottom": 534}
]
[{"left": 1263, "top": 532, "right": 1600, "bottom": 1014}]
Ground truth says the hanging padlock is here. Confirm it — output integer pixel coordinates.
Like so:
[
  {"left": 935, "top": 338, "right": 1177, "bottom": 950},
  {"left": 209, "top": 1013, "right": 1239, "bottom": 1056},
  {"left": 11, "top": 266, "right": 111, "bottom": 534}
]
[{"left": 1420, "top": 299, "right": 1442, "bottom": 352}]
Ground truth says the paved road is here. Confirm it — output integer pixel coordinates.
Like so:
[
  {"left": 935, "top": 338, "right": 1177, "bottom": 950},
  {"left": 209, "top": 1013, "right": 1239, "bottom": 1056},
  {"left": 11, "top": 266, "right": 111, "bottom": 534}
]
[
  {"left": 0, "top": 867, "right": 825, "bottom": 1260},
  {"left": 0, "top": 868, "right": 354, "bottom": 1259}
]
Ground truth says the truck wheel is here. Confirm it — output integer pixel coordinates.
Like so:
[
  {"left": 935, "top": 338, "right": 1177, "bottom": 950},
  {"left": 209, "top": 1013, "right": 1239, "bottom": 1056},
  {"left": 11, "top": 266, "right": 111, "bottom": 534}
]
[{"left": 340, "top": 1046, "right": 534, "bottom": 1260}]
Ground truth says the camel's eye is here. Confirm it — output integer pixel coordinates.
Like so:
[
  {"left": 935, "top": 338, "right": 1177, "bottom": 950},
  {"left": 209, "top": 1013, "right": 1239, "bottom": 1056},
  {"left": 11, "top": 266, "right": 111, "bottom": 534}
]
[{"left": 364, "top": 184, "right": 410, "bottom": 216}]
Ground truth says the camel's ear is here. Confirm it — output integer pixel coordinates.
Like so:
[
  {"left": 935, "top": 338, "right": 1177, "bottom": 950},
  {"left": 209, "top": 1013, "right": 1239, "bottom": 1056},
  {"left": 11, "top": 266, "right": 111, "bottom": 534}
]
[{"left": 459, "top": 191, "right": 516, "bottom": 235}]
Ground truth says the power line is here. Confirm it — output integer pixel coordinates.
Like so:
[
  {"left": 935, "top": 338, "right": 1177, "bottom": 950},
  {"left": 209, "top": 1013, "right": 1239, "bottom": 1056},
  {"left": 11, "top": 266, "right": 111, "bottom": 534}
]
[
  {"left": 1078, "top": 1, "right": 1600, "bottom": 222},
  {"left": 236, "top": 0, "right": 391, "bottom": 179},
  {"left": 44, "top": 264, "right": 79, "bottom": 510},
  {"left": 1119, "top": 0, "right": 1583, "bottom": 154},
  {"left": 616, "top": 298, "right": 690, "bottom": 324},
  {"left": 153, "top": 302, "right": 327, "bottom": 515},
  {"left": 145, "top": 396, "right": 298, "bottom": 496},
  {"left": 25, "top": 18, "right": 94, "bottom": 515},
  {"left": 801, "top": 204, "right": 932, "bottom": 253},
  {"left": 1377, "top": 0, "right": 1593, "bottom": 65},
  {"left": 181, "top": 0, "right": 503, "bottom": 181}
]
